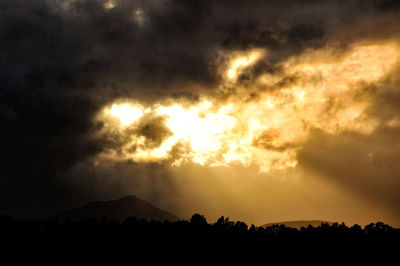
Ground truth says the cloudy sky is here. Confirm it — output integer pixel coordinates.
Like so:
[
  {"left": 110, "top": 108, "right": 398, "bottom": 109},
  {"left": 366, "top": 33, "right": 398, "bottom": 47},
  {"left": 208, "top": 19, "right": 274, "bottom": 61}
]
[{"left": 1, "top": 0, "right": 400, "bottom": 226}]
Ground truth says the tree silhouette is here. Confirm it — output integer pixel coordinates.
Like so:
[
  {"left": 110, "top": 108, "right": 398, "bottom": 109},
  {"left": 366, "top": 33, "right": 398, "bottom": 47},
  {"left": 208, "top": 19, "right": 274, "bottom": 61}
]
[
  {"left": 190, "top": 213, "right": 207, "bottom": 225},
  {"left": 0, "top": 213, "right": 399, "bottom": 257}
]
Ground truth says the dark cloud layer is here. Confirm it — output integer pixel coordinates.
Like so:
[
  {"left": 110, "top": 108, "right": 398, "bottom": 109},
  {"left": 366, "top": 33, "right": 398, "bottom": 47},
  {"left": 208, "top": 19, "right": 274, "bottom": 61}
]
[{"left": 1, "top": 0, "right": 400, "bottom": 219}]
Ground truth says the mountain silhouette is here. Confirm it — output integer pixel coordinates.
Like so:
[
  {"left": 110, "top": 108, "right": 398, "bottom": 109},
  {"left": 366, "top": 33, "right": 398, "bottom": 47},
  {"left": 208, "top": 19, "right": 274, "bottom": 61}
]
[
  {"left": 54, "top": 195, "right": 181, "bottom": 222},
  {"left": 263, "top": 220, "right": 334, "bottom": 229}
]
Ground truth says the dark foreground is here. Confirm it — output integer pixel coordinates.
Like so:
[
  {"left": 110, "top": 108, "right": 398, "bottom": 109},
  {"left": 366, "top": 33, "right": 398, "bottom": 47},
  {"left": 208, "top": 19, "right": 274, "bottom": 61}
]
[{"left": 1, "top": 214, "right": 398, "bottom": 262}]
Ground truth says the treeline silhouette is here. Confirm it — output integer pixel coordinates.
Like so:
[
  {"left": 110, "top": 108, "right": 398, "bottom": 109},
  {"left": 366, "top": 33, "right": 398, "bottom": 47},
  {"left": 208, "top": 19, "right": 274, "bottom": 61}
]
[
  {"left": 1, "top": 213, "right": 398, "bottom": 259},
  {"left": 1, "top": 213, "right": 398, "bottom": 241}
]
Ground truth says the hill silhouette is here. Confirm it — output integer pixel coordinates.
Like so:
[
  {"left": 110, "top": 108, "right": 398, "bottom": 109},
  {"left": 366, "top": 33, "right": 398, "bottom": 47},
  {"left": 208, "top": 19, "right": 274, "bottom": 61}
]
[
  {"left": 54, "top": 195, "right": 181, "bottom": 222},
  {"left": 263, "top": 220, "right": 334, "bottom": 229}
]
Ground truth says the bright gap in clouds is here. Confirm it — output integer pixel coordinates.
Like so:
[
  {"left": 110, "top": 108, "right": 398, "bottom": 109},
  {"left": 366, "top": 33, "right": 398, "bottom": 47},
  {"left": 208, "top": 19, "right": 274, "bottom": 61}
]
[
  {"left": 99, "top": 41, "right": 400, "bottom": 172},
  {"left": 227, "top": 50, "right": 264, "bottom": 80},
  {"left": 104, "top": 0, "right": 115, "bottom": 9},
  {"left": 105, "top": 103, "right": 145, "bottom": 126}
]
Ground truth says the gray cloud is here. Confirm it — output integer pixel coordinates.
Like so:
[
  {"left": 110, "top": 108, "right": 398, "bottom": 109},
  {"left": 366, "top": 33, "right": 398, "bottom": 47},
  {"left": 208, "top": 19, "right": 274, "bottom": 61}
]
[{"left": 133, "top": 114, "right": 173, "bottom": 149}]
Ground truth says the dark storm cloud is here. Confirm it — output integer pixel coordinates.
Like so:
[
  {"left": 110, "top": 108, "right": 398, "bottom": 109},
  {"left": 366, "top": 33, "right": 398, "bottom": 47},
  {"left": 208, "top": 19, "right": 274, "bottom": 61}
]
[
  {"left": 134, "top": 115, "right": 172, "bottom": 149},
  {"left": 1, "top": 0, "right": 400, "bottom": 217},
  {"left": 375, "top": 0, "right": 400, "bottom": 11}
]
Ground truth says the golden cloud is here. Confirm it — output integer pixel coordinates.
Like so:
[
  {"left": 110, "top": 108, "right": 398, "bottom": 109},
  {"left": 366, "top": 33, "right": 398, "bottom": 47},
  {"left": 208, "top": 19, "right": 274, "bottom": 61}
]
[{"left": 98, "top": 41, "right": 400, "bottom": 172}]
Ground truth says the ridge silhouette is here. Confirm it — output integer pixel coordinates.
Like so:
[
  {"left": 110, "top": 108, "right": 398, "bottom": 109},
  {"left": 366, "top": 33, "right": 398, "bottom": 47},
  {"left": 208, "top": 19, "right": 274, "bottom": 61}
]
[{"left": 53, "top": 195, "right": 181, "bottom": 222}]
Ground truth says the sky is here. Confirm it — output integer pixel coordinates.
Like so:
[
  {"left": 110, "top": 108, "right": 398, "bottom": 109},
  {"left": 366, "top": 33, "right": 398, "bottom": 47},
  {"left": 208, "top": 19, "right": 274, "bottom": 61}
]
[{"left": 1, "top": 0, "right": 400, "bottom": 226}]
